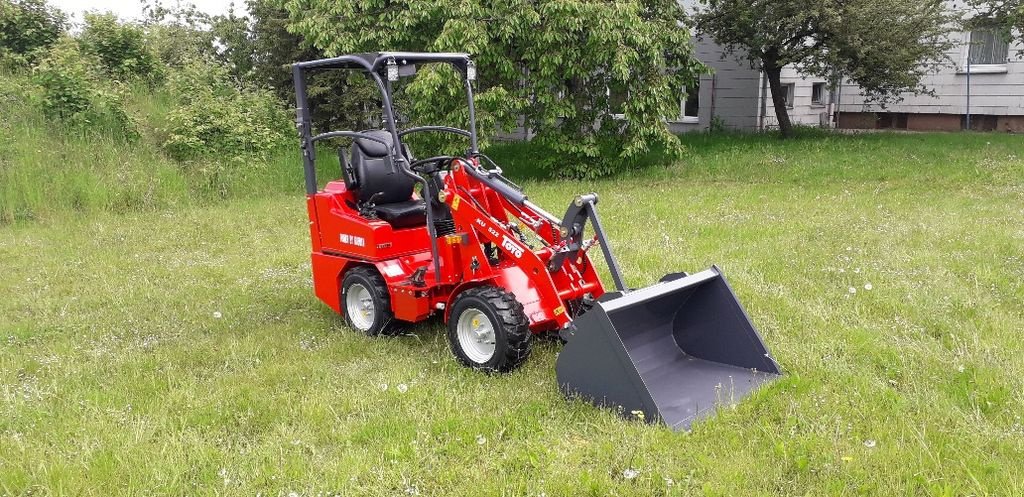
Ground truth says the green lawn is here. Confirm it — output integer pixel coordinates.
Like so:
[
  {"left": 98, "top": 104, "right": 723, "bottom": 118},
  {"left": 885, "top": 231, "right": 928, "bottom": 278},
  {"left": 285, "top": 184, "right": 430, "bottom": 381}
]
[{"left": 1, "top": 132, "right": 1023, "bottom": 495}]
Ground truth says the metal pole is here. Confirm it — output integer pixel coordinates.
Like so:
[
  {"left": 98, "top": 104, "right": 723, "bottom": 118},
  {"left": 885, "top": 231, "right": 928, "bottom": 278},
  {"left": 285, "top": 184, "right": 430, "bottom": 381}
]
[
  {"left": 292, "top": 66, "right": 317, "bottom": 195},
  {"left": 464, "top": 79, "right": 479, "bottom": 154},
  {"left": 834, "top": 71, "right": 842, "bottom": 129},
  {"left": 966, "top": 59, "right": 972, "bottom": 131},
  {"left": 585, "top": 202, "right": 627, "bottom": 292},
  {"left": 758, "top": 69, "right": 767, "bottom": 130},
  {"left": 370, "top": 70, "right": 442, "bottom": 280}
]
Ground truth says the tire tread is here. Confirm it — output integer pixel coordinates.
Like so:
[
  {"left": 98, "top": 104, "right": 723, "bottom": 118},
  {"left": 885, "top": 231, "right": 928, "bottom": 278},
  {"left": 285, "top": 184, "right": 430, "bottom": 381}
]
[{"left": 448, "top": 285, "right": 532, "bottom": 372}]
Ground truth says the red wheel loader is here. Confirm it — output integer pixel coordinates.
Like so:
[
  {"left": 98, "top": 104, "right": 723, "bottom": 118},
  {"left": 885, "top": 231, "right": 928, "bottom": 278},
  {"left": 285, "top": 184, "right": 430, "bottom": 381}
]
[{"left": 292, "top": 53, "right": 781, "bottom": 430}]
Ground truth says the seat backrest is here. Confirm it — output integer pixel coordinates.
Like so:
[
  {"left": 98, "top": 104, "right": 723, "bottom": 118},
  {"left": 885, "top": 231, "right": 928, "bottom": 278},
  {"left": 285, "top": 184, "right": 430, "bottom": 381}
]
[{"left": 347, "top": 130, "right": 415, "bottom": 204}]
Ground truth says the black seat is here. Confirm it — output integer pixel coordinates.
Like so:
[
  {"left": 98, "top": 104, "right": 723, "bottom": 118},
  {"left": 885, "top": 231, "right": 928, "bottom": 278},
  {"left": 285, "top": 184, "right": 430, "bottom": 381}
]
[{"left": 343, "top": 130, "right": 426, "bottom": 229}]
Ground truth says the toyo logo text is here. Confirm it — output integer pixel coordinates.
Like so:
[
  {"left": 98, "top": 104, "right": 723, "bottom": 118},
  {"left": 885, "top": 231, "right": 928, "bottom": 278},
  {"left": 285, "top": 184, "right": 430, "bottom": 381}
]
[
  {"left": 475, "top": 218, "right": 524, "bottom": 258},
  {"left": 501, "top": 236, "right": 524, "bottom": 258}
]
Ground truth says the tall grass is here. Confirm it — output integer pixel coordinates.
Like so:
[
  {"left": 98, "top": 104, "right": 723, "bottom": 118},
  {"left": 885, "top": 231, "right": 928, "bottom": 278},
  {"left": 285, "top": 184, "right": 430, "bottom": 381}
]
[{"left": 0, "top": 70, "right": 314, "bottom": 224}]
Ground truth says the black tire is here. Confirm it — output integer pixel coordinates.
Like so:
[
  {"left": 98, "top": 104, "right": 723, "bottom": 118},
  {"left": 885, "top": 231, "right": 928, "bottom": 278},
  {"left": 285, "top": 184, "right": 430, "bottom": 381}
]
[
  {"left": 446, "top": 286, "right": 532, "bottom": 373},
  {"left": 341, "top": 266, "right": 399, "bottom": 337}
]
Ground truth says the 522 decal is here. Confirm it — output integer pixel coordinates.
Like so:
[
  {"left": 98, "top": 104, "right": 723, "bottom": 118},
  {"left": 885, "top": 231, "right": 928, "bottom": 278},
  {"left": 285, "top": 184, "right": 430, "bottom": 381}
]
[{"left": 475, "top": 217, "right": 525, "bottom": 258}]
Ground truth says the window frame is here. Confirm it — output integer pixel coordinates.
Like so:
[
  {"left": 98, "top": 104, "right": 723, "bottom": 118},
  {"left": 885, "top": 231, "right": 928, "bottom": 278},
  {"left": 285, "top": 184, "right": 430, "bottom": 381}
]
[
  {"left": 811, "top": 82, "right": 826, "bottom": 106},
  {"left": 678, "top": 84, "right": 700, "bottom": 124},
  {"left": 959, "top": 27, "right": 1010, "bottom": 74},
  {"left": 606, "top": 83, "right": 628, "bottom": 120},
  {"left": 781, "top": 83, "right": 795, "bottom": 109}
]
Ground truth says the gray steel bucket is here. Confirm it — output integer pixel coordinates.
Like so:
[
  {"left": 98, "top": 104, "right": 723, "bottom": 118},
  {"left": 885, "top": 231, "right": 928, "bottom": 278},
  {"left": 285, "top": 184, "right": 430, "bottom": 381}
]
[{"left": 556, "top": 266, "right": 781, "bottom": 430}]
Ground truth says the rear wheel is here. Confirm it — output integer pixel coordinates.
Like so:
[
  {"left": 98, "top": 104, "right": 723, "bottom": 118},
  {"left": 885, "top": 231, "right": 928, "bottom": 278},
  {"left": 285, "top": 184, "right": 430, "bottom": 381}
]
[
  {"left": 341, "top": 266, "right": 398, "bottom": 336},
  {"left": 447, "top": 286, "right": 531, "bottom": 373}
]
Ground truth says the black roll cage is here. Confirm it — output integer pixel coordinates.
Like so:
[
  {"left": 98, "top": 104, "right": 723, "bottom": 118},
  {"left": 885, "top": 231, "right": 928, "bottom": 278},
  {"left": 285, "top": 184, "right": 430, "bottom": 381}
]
[
  {"left": 292, "top": 52, "right": 480, "bottom": 280},
  {"left": 292, "top": 52, "right": 479, "bottom": 197}
]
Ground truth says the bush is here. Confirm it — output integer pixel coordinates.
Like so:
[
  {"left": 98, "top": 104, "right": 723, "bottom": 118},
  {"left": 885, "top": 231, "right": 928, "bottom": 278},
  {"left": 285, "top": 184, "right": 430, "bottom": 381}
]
[
  {"left": 0, "top": 0, "right": 65, "bottom": 65},
  {"left": 79, "top": 12, "right": 161, "bottom": 81},
  {"left": 32, "top": 37, "right": 137, "bottom": 137},
  {"left": 163, "top": 59, "right": 293, "bottom": 161},
  {"left": 141, "top": 1, "right": 217, "bottom": 69}
]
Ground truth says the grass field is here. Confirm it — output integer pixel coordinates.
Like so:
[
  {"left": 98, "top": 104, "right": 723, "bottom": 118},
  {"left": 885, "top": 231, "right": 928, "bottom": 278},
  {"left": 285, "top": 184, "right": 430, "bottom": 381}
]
[{"left": 2, "top": 132, "right": 1023, "bottom": 495}]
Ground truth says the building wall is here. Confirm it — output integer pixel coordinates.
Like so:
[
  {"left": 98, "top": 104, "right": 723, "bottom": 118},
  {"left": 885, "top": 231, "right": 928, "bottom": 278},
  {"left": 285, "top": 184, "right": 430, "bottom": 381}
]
[
  {"left": 761, "top": 66, "right": 832, "bottom": 129},
  {"left": 674, "top": 41, "right": 836, "bottom": 133},
  {"left": 669, "top": 37, "right": 763, "bottom": 133},
  {"left": 837, "top": 32, "right": 1024, "bottom": 119}
]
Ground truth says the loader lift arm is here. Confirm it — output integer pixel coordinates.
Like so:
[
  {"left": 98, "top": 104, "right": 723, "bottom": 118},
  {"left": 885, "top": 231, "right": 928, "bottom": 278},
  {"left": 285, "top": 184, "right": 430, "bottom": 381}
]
[{"left": 459, "top": 157, "right": 627, "bottom": 292}]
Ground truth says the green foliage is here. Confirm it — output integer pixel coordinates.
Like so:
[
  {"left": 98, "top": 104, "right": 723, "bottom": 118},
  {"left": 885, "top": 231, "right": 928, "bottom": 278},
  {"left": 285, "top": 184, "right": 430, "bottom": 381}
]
[
  {"left": 709, "top": 115, "right": 728, "bottom": 134},
  {"left": 79, "top": 12, "right": 161, "bottom": 81},
  {"left": 31, "top": 37, "right": 137, "bottom": 137},
  {"left": 210, "top": 7, "right": 255, "bottom": 79},
  {"left": 282, "top": 0, "right": 704, "bottom": 179},
  {"left": 162, "top": 59, "right": 293, "bottom": 161},
  {"left": 693, "top": 0, "right": 958, "bottom": 138},
  {"left": 244, "top": 0, "right": 379, "bottom": 134},
  {"left": 0, "top": 0, "right": 65, "bottom": 65},
  {"left": 0, "top": 68, "right": 312, "bottom": 223},
  {"left": 140, "top": 0, "right": 218, "bottom": 68},
  {"left": 247, "top": 0, "right": 307, "bottom": 95}
]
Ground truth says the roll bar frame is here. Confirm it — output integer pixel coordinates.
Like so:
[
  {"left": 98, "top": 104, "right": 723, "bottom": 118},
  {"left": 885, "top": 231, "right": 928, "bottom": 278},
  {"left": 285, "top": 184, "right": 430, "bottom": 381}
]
[{"left": 292, "top": 52, "right": 480, "bottom": 280}]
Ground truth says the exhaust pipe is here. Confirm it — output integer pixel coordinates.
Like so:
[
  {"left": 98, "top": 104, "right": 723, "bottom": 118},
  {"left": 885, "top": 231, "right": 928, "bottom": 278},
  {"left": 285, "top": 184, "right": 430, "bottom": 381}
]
[{"left": 556, "top": 266, "right": 780, "bottom": 431}]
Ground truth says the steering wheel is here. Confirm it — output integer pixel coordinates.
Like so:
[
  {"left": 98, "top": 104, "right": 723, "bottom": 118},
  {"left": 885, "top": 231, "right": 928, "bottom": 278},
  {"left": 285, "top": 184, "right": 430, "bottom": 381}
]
[{"left": 409, "top": 155, "right": 457, "bottom": 174}]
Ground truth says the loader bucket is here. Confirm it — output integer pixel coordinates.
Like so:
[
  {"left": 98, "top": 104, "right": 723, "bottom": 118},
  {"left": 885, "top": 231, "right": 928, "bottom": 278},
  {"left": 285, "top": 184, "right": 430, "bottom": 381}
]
[{"left": 556, "top": 266, "right": 780, "bottom": 431}]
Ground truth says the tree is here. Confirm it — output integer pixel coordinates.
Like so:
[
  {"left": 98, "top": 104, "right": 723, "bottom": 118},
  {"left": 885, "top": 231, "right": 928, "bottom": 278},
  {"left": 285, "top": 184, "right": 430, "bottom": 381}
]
[
  {"left": 140, "top": 0, "right": 218, "bottom": 68},
  {"left": 693, "top": 0, "right": 957, "bottom": 138},
  {"left": 280, "top": 0, "right": 703, "bottom": 178},
  {"left": 242, "top": 0, "right": 381, "bottom": 133}
]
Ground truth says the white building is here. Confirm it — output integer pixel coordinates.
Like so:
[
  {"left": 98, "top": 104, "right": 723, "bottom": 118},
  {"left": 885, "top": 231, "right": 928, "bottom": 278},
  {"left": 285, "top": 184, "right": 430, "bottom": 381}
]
[
  {"left": 678, "top": 2, "right": 1023, "bottom": 133},
  {"left": 666, "top": 40, "right": 833, "bottom": 134},
  {"left": 837, "top": 27, "right": 1024, "bottom": 132}
]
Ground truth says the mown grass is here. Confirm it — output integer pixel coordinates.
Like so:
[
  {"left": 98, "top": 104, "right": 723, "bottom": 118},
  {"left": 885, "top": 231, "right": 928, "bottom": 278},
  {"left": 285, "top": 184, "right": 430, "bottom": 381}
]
[{"left": 2, "top": 129, "right": 1022, "bottom": 495}]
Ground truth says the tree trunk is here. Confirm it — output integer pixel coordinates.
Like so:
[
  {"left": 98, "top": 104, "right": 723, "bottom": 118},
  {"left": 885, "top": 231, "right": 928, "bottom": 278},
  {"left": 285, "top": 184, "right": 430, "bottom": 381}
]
[{"left": 763, "top": 63, "right": 794, "bottom": 139}]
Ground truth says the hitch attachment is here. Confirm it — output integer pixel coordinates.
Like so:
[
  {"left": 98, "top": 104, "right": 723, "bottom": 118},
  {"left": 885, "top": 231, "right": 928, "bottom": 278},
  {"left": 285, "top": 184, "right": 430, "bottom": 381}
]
[{"left": 548, "top": 194, "right": 628, "bottom": 292}]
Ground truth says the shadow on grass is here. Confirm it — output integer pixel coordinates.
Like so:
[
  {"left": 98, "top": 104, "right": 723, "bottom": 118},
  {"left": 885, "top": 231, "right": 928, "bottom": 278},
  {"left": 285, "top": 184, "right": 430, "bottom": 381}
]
[
  {"left": 485, "top": 129, "right": 1023, "bottom": 185},
  {"left": 482, "top": 138, "right": 679, "bottom": 182},
  {"left": 482, "top": 128, "right": 850, "bottom": 182}
]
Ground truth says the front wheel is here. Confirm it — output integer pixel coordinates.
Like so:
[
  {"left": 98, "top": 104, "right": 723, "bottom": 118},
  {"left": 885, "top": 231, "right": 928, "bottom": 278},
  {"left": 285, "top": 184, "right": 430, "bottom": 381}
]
[
  {"left": 447, "top": 286, "right": 532, "bottom": 373},
  {"left": 341, "top": 266, "right": 399, "bottom": 336}
]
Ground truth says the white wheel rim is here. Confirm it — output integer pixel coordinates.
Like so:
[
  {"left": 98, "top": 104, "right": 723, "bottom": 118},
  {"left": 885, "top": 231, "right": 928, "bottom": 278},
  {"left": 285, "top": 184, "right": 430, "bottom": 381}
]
[
  {"left": 345, "top": 283, "right": 375, "bottom": 331},
  {"left": 456, "top": 308, "right": 496, "bottom": 364}
]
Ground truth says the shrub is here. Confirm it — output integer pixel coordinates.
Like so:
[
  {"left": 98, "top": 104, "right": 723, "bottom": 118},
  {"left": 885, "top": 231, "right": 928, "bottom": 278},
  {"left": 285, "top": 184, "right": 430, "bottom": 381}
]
[
  {"left": 141, "top": 1, "right": 217, "bottom": 69},
  {"left": 0, "top": 0, "right": 65, "bottom": 64},
  {"left": 163, "top": 59, "right": 293, "bottom": 160},
  {"left": 79, "top": 12, "right": 161, "bottom": 81},
  {"left": 32, "top": 37, "right": 137, "bottom": 137}
]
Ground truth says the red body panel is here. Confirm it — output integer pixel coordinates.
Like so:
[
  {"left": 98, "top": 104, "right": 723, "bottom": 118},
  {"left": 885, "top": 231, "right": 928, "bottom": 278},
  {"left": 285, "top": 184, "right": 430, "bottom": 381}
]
[
  {"left": 314, "top": 181, "right": 431, "bottom": 260},
  {"left": 307, "top": 161, "right": 605, "bottom": 333}
]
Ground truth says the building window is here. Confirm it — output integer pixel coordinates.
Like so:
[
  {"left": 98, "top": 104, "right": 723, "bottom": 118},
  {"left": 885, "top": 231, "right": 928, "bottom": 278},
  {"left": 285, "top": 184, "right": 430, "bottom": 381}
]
[
  {"left": 811, "top": 83, "right": 826, "bottom": 105},
  {"left": 680, "top": 83, "right": 699, "bottom": 123},
  {"left": 608, "top": 81, "right": 627, "bottom": 118},
  {"left": 969, "top": 28, "right": 1010, "bottom": 66},
  {"left": 781, "top": 83, "right": 795, "bottom": 109}
]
